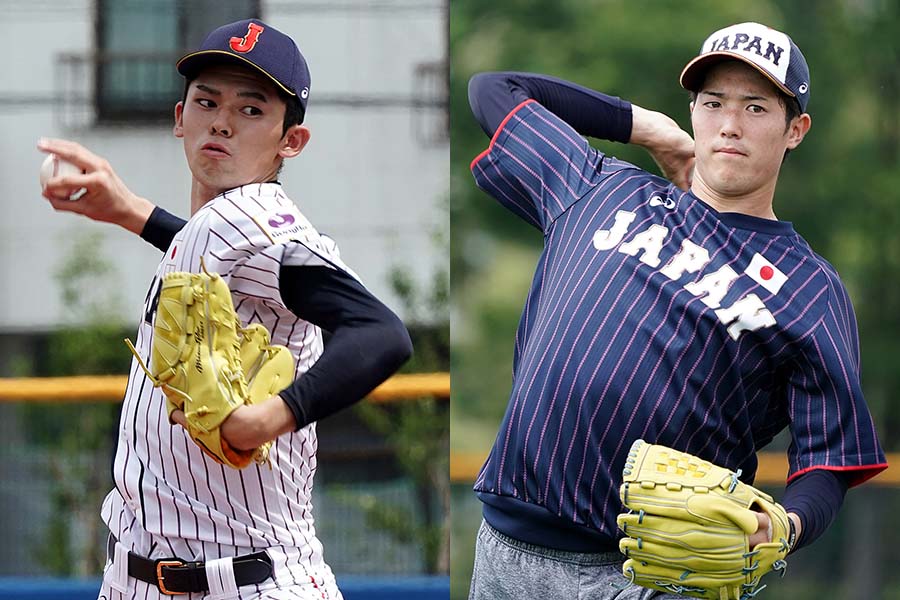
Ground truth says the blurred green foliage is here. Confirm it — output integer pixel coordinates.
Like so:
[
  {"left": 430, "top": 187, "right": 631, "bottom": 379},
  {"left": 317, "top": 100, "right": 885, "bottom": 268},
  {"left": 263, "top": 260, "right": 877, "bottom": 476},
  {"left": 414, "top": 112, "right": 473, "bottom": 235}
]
[
  {"left": 450, "top": 0, "right": 900, "bottom": 598},
  {"left": 351, "top": 198, "right": 451, "bottom": 573}
]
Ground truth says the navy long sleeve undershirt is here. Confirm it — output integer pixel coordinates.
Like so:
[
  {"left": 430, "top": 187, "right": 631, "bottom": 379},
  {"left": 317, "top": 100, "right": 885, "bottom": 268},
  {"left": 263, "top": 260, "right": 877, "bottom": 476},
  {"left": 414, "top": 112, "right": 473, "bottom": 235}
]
[
  {"left": 468, "top": 71, "right": 633, "bottom": 142},
  {"left": 139, "top": 206, "right": 412, "bottom": 429},
  {"left": 781, "top": 468, "right": 849, "bottom": 552}
]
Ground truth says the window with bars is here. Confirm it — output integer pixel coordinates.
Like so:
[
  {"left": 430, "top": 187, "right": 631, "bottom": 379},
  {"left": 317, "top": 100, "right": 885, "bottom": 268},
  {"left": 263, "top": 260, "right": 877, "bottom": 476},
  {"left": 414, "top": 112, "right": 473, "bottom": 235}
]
[
  {"left": 95, "top": 0, "right": 259, "bottom": 122},
  {"left": 412, "top": 60, "right": 449, "bottom": 146}
]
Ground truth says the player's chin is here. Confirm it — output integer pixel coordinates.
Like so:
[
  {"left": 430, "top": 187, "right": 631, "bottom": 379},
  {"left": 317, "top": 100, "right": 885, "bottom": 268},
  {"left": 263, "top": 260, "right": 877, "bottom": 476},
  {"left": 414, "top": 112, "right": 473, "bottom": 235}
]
[
  {"left": 708, "top": 173, "right": 755, "bottom": 196},
  {"left": 192, "top": 160, "right": 234, "bottom": 180},
  {"left": 195, "top": 171, "right": 243, "bottom": 195}
]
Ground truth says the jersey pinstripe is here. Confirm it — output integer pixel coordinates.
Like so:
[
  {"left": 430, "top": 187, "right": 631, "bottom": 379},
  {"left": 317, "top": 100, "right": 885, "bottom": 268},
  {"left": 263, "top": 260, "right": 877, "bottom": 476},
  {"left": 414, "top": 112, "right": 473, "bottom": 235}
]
[
  {"left": 470, "top": 99, "right": 887, "bottom": 539},
  {"left": 101, "top": 182, "right": 350, "bottom": 597}
]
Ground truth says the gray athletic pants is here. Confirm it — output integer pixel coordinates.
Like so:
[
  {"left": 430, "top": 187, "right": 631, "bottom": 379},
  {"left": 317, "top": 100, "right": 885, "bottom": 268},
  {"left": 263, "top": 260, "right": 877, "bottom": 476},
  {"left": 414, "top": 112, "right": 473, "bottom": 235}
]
[{"left": 468, "top": 520, "right": 686, "bottom": 600}]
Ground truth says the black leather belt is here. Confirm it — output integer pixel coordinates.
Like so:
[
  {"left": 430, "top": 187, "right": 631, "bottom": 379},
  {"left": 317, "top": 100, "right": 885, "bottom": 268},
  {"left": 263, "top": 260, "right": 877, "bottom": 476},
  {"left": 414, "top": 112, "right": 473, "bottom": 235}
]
[{"left": 108, "top": 535, "right": 273, "bottom": 595}]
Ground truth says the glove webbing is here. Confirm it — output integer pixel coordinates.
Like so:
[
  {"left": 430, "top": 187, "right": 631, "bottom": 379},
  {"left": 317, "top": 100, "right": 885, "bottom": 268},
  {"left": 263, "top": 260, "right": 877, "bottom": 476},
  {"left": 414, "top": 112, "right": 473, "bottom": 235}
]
[{"left": 124, "top": 256, "right": 245, "bottom": 425}]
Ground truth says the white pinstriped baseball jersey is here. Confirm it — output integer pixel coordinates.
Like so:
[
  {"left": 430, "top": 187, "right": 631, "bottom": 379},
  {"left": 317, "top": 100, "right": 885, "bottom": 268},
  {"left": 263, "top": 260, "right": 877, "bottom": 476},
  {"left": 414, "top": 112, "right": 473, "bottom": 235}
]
[{"left": 100, "top": 182, "right": 351, "bottom": 599}]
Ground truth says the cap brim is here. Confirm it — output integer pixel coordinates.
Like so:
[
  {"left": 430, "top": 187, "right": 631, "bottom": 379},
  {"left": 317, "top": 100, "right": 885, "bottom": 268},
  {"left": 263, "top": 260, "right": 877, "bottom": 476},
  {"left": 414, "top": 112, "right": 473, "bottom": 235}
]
[
  {"left": 176, "top": 50, "right": 297, "bottom": 97},
  {"left": 679, "top": 52, "right": 795, "bottom": 99}
]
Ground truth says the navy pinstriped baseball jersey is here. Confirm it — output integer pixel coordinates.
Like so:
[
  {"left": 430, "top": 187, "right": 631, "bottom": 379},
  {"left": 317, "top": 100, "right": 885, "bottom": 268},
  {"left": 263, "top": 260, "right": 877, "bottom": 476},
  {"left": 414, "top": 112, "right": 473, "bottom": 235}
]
[{"left": 470, "top": 99, "right": 887, "bottom": 541}]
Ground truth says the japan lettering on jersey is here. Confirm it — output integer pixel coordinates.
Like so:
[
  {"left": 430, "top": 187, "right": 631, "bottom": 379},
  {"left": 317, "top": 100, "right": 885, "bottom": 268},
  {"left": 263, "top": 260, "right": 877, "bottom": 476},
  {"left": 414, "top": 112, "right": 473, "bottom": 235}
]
[
  {"left": 470, "top": 100, "right": 886, "bottom": 538},
  {"left": 102, "top": 182, "right": 353, "bottom": 593}
]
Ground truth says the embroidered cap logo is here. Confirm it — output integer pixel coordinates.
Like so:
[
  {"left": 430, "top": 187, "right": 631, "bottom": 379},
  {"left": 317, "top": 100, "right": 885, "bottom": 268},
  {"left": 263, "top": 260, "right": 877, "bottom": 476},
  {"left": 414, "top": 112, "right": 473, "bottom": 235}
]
[{"left": 229, "top": 22, "right": 264, "bottom": 53}]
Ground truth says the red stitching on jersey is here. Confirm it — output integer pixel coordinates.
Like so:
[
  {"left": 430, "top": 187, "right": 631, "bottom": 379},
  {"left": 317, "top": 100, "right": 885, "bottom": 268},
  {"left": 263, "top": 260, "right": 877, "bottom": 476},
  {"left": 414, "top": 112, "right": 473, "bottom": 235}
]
[
  {"left": 786, "top": 462, "right": 889, "bottom": 487},
  {"left": 470, "top": 99, "right": 538, "bottom": 170}
]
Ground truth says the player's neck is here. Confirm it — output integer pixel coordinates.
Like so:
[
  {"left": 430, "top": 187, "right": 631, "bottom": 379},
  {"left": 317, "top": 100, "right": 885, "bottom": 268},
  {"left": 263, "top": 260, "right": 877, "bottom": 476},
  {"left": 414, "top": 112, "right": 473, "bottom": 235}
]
[
  {"left": 190, "top": 181, "right": 217, "bottom": 215},
  {"left": 690, "top": 173, "right": 779, "bottom": 221},
  {"left": 189, "top": 166, "right": 282, "bottom": 215},
  {"left": 188, "top": 180, "right": 244, "bottom": 214}
]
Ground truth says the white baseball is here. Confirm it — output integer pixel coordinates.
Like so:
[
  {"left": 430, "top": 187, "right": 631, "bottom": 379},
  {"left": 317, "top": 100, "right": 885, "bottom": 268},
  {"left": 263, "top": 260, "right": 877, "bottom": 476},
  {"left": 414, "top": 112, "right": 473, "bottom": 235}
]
[{"left": 39, "top": 153, "right": 87, "bottom": 200}]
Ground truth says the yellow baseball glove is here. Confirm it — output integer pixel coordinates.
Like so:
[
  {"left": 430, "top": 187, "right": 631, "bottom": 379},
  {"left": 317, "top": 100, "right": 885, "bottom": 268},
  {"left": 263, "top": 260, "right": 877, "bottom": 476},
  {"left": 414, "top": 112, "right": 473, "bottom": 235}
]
[
  {"left": 126, "top": 260, "right": 294, "bottom": 469},
  {"left": 617, "top": 439, "right": 790, "bottom": 599}
]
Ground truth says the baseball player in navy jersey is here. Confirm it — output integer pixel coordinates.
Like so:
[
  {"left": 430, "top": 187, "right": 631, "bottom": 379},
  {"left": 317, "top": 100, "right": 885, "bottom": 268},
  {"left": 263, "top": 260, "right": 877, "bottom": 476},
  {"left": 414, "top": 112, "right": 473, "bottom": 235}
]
[
  {"left": 464, "top": 22, "right": 887, "bottom": 599},
  {"left": 38, "top": 19, "right": 411, "bottom": 599}
]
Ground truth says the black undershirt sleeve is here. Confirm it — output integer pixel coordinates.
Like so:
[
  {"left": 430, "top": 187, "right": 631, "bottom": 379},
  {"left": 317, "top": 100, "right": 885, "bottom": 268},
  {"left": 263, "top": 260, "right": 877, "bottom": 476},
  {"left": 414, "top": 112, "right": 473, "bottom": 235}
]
[
  {"left": 140, "top": 206, "right": 186, "bottom": 251},
  {"left": 277, "top": 265, "right": 413, "bottom": 429},
  {"left": 139, "top": 206, "right": 413, "bottom": 429},
  {"left": 780, "top": 469, "right": 849, "bottom": 552},
  {"left": 468, "top": 71, "right": 633, "bottom": 142}
]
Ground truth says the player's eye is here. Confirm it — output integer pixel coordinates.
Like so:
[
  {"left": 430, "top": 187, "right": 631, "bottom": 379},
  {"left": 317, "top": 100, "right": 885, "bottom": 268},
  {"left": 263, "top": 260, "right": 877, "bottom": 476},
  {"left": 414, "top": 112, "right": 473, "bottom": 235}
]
[
  {"left": 703, "top": 101, "right": 721, "bottom": 109},
  {"left": 747, "top": 104, "right": 766, "bottom": 114},
  {"left": 196, "top": 98, "right": 216, "bottom": 109},
  {"left": 241, "top": 106, "right": 263, "bottom": 116}
]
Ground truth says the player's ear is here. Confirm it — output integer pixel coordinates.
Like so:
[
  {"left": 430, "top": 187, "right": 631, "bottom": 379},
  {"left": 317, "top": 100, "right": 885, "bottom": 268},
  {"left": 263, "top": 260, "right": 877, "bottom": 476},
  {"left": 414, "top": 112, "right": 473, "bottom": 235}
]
[
  {"left": 279, "top": 125, "right": 311, "bottom": 159},
  {"left": 786, "top": 113, "right": 811, "bottom": 150},
  {"left": 173, "top": 101, "right": 185, "bottom": 138}
]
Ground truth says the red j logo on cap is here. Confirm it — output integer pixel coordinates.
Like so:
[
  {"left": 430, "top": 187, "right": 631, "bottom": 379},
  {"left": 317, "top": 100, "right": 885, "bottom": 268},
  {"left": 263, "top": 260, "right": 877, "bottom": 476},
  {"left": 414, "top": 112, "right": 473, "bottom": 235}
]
[
  {"left": 745, "top": 253, "right": 787, "bottom": 295},
  {"left": 230, "top": 22, "right": 264, "bottom": 53}
]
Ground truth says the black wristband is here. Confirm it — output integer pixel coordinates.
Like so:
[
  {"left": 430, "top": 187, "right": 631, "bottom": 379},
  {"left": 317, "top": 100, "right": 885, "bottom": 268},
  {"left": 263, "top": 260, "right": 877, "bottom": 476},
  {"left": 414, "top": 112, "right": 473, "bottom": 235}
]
[
  {"left": 140, "top": 206, "right": 186, "bottom": 252},
  {"left": 786, "top": 515, "right": 798, "bottom": 551}
]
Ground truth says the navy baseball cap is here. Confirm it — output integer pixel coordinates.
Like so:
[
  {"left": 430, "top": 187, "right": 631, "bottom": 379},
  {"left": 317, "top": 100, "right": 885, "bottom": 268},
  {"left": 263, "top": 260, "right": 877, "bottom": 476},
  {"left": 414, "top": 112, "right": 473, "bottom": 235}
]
[
  {"left": 680, "top": 22, "right": 810, "bottom": 113},
  {"left": 177, "top": 19, "right": 311, "bottom": 114}
]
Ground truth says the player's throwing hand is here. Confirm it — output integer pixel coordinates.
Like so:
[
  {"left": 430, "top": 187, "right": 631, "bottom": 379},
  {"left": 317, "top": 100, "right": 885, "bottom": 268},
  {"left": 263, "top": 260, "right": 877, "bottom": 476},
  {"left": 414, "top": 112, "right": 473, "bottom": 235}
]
[
  {"left": 630, "top": 106, "right": 695, "bottom": 191},
  {"left": 37, "top": 137, "right": 155, "bottom": 234}
]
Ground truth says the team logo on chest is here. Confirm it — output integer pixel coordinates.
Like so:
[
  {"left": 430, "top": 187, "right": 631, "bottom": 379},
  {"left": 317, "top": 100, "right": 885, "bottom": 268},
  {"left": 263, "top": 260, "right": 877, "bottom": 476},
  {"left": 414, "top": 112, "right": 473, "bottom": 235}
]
[
  {"left": 649, "top": 194, "right": 676, "bottom": 210},
  {"left": 254, "top": 205, "right": 321, "bottom": 248},
  {"left": 592, "top": 210, "right": 788, "bottom": 340}
]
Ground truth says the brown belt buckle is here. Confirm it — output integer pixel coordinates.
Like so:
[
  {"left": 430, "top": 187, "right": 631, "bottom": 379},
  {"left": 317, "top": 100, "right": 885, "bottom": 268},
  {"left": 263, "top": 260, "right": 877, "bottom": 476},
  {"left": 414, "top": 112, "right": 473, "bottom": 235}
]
[{"left": 155, "top": 560, "right": 186, "bottom": 596}]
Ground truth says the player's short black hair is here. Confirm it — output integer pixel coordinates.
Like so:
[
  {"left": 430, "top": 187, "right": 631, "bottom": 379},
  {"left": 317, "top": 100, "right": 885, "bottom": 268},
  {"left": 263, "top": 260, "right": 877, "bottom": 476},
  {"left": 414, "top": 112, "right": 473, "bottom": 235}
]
[
  {"left": 778, "top": 95, "right": 802, "bottom": 133},
  {"left": 181, "top": 79, "right": 305, "bottom": 136}
]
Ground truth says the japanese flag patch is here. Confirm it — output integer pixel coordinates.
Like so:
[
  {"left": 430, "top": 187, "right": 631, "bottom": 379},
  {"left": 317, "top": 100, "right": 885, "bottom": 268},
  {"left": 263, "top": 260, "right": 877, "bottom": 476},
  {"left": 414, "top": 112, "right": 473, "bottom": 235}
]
[{"left": 745, "top": 253, "right": 787, "bottom": 295}]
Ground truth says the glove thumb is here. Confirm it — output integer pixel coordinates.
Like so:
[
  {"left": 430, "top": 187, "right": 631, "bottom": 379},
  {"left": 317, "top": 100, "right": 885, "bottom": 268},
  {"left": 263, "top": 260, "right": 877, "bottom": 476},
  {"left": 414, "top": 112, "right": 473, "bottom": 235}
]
[{"left": 686, "top": 494, "right": 760, "bottom": 534}]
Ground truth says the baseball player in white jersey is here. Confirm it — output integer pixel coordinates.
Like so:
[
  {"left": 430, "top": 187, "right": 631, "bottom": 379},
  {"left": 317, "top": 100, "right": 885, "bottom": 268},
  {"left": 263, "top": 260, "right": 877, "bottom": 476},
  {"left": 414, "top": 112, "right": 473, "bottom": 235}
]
[{"left": 38, "top": 19, "right": 412, "bottom": 599}]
